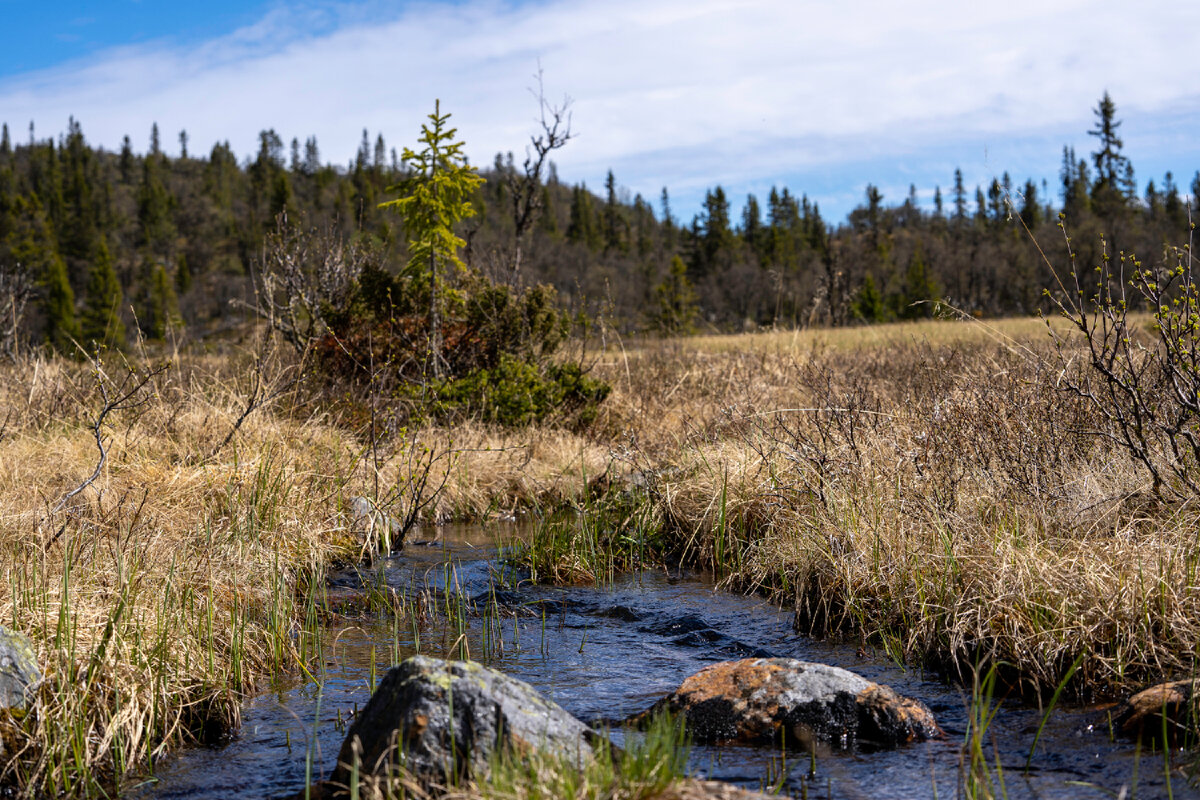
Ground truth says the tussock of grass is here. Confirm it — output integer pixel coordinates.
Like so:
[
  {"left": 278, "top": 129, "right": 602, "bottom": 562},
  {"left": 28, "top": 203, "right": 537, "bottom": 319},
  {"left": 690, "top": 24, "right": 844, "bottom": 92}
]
[
  {"left": 460, "top": 711, "right": 690, "bottom": 800},
  {"left": 0, "top": 349, "right": 375, "bottom": 795}
]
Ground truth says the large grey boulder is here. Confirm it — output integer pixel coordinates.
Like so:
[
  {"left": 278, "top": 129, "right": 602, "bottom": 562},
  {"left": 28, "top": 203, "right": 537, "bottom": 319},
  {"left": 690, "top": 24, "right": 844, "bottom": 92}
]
[
  {"left": 634, "top": 658, "right": 940, "bottom": 747},
  {"left": 0, "top": 626, "right": 40, "bottom": 716},
  {"left": 325, "top": 655, "right": 599, "bottom": 796},
  {"left": 0, "top": 626, "right": 41, "bottom": 761}
]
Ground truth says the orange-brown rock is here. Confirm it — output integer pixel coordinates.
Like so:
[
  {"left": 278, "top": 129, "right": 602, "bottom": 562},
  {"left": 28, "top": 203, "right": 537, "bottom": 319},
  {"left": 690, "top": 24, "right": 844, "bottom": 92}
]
[{"left": 634, "top": 658, "right": 940, "bottom": 747}]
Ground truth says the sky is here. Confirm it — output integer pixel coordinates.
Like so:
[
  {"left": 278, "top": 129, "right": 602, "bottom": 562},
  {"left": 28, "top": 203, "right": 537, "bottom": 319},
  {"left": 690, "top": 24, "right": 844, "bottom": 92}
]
[{"left": 1, "top": 0, "right": 1198, "bottom": 224}]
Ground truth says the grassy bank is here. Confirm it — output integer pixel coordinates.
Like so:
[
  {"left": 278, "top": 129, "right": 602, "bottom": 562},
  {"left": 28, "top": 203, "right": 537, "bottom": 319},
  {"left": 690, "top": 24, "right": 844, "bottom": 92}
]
[
  {"left": 0, "top": 346, "right": 397, "bottom": 795},
  {"left": 456, "top": 316, "right": 1199, "bottom": 700}
]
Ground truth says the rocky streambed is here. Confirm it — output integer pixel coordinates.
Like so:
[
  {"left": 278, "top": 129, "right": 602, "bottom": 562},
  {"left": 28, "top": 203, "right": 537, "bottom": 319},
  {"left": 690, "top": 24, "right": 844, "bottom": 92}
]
[{"left": 130, "top": 523, "right": 1198, "bottom": 799}]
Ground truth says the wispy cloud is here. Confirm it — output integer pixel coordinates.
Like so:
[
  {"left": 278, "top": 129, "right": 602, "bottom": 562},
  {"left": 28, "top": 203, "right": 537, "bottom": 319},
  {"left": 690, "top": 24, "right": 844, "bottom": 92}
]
[{"left": 2, "top": 0, "right": 1198, "bottom": 219}]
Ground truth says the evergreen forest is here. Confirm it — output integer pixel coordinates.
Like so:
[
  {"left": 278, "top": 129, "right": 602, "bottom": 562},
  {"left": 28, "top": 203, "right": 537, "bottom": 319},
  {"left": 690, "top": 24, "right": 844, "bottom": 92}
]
[{"left": 0, "top": 92, "right": 1193, "bottom": 354}]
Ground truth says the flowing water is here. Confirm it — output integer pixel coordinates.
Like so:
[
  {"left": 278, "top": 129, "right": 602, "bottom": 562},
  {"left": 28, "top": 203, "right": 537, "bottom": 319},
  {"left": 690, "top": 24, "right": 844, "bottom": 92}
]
[{"left": 134, "top": 524, "right": 1198, "bottom": 799}]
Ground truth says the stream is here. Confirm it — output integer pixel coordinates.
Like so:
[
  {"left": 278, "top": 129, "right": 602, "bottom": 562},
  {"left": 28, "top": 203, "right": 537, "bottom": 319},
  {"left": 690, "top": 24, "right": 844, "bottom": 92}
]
[{"left": 133, "top": 524, "right": 1198, "bottom": 799}]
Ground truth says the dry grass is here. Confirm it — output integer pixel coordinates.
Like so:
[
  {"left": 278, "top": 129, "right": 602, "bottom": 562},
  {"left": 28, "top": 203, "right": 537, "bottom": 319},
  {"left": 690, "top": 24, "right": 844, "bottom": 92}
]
[
  {"left": 0, "top": 313, "right": 1194, "bottom": 795},
  {"left": 578, "top": 317, "right": 1200, "bottom": 699},
  {"left": 435, "top": 316, "right": 1200, "bottom": 703},
  {"left": 0, "top": 347, "right": 381, "bottom": 795}
]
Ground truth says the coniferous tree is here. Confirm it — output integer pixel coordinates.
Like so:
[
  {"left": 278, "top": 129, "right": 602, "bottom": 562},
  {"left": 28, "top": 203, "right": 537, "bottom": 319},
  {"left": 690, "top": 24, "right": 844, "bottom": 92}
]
[
  {"left": 119, "top": 136, "right": 134, "bottom": 184},
  {"left": 80, "top": 238, "right": 124, "bottom": 350},
  {"left": 8, "top": 195, "right": 78, "bottom": 352},
  {"left": 651, "top": 255, "right": 698, "bottom": 335},
  {"left": 695, "top": 186, "right": 732, "bottom": 276},
  {"left": 659, "top": 187, "right": 675, "bottom": 251},
  {"left": 1020, "top": 180, "right": 1041, "bottom": 228},
  {"left": 742, "top": 193, "right": 766, "bottom": 264},
  {"left": 379, "top": 100, "right": 484, "bottom": 378},
  {"left": 566, "top": 183, "right": 599, "bottom": 250},
  {"left": 43, "top": 253, "right": 78, "bottom": 352},
  {"left": 602, "top": 170, "right": 626, "bottom": 253},
  {"left": 137, "top": 154, "right": 174, "bottom": 256},
  {"left": 303, "top": 137, "right": 321, "bottom": 176},
  {"left": 893, "top": 246, "right": 940, "bottom": 320},
  {"left": 852, "top": 272, "right": 885, "bottom": 322},
  {"left": 143, "top": 261, "right": 180, "bottom": 340},
  {"left": 1088, "top": 91, "right": 1130, "bottom": 219}
]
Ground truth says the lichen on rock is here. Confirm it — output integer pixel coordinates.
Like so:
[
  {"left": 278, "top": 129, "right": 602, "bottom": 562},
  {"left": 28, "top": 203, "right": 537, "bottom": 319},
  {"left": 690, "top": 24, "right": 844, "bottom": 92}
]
[{"left": 633, "top": 658, "right": 940, "bottom": 747}]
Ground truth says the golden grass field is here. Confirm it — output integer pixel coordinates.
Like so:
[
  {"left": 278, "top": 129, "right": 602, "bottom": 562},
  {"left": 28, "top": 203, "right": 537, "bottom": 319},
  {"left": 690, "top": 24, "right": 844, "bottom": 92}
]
[{"left": 0, "top": 313, "right": 1195, "bottom": 796}]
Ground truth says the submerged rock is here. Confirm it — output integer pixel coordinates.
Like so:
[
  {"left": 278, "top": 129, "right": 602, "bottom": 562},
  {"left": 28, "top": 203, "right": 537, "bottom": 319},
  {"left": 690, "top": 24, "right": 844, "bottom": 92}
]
[
  {"left": 1114, "top": 679, "right": 1198, "bottom": 742},
  {"left": 347, "top": 495, "right": 407, "bottom": 550},
  {"left": 323, "top": 655, "right": 599, "bottom": 796},
  {"left": 0, "top": 626, "right": 40, "bottom": 716},
  {"left": 634, "top": 658, "right": 940, "bottom": 747}
]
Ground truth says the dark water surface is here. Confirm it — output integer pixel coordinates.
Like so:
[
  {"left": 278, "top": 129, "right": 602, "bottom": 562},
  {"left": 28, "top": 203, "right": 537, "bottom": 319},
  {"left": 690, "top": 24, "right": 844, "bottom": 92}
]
[{"left": 133, "top": 524, "right": 1198, "bottom": 799}]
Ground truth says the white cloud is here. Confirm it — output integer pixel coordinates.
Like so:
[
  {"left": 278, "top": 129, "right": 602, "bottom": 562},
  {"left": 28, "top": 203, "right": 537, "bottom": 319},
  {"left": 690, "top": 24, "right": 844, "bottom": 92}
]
[{"left": 1, "top": 0, "right": 1198, "bottom": 218}]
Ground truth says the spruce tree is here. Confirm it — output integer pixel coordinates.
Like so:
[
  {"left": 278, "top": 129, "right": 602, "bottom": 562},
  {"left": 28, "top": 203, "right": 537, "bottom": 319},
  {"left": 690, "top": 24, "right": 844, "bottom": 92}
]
[
  {"left": 379, "top": 100, "right": 484, "bottom": 378},
  {"left": 566, "top": 184, "right": 599, "bottom": 250},
  {"left": 1020, "top": 180, "right": 1041, "bottom": 228},
  {"left": 602, "top": 170, "right": 626, "bottom": 253},
  {"left": 697, "top": 186, "right": 732, "bottom": 276},
  {"left": 852, "top": 272, "right": 886, "bottom": 322},
  {"left": 143, "top": 262, "right": 180, "bottom": 340},
  {"left": 80, "top": 238, "right": 125, "bottom": 351},
  {"left": 952, "top": 169, "right": 967, "bottom": 225},
  {"left": 9, "top": 196, "right": 78, "bottom": 352},
  {"left": 1088, "top": 91, "right": 1130, "bottom": 219},
  {"left": 43, "top": 253, "right": 78, "bottom": 352},
  {"left": 651, "top": 255, "right": 698, "bottom": 335}
]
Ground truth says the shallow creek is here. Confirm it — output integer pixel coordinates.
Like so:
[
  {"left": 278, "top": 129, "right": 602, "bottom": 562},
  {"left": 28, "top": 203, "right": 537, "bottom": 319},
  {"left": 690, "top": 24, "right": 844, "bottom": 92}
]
[{"left": 135, "top": 524, "right": 1196, "bottom": 799}]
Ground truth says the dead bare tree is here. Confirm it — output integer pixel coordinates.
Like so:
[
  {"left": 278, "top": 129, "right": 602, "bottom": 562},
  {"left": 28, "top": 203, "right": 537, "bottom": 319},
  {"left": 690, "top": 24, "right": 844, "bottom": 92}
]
[
  {"left": 505, "top": 66, "right": 574, "bottom": 285},
  {"left": 0, "top": 259, "right": 33, "bottom": 360},
  {"left": 253, "top": 212, "right": 370, "bottom": 353}
]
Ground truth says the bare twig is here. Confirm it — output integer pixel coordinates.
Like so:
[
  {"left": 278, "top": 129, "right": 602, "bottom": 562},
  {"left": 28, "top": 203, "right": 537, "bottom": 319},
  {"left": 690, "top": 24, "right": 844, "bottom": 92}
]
[{"left": 52, "top": 357, "right": 169, "bottom": 515}]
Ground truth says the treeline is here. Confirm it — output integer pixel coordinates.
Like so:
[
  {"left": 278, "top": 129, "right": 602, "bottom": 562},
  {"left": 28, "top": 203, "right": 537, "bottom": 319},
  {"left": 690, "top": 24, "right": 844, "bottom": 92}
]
[{"left": 0, "top": 92, "right": 1194, "bottom": 354}]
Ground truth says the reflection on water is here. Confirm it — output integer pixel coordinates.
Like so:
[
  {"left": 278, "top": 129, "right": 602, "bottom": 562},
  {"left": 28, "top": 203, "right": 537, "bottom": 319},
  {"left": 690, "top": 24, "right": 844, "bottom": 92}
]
[{"left": 134, "top": 524, "right": 1199, "bottom": 799}]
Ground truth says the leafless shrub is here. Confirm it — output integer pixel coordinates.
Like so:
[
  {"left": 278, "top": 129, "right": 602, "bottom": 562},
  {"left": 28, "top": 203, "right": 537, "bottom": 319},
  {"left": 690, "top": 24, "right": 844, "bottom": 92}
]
[
  {"left": 254, "top": 212, "right": 374, "bottom": 353},
  {"left": 1043, "top": 218, "right": 1200, "bottom": 499}
]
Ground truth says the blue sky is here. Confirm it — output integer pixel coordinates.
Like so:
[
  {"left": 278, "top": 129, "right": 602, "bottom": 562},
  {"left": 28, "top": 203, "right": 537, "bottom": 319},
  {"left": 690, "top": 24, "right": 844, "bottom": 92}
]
[{"left": 1, "top": 0, "right": 1198, "bottom": 224}]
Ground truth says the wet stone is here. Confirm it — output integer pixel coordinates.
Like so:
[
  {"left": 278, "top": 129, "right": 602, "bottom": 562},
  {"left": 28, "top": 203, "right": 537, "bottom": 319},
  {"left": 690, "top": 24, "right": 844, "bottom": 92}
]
[
  {"left": 347, "top": 495, "right": 406, "bottom": 549},
  {"left": 669, "top": 630, "right": 775, "bottom": 659},
  {"left": 0, "top": 625, "right": 41, "bottom": 761},
  {"left": 600, "top": 604, "right": 643, "bottom": 622},
  {"left": 322, "top": 655, "right": 599, "bottom": 796},
  {"left": 0, "top": 626, "right": 40, "bottom": 715},
  {"left": 634, "top": 658, "right": 941, "bottom": 748},
  {"left": 1113, "top": 679, "right": 1198, "bottom": 742}
]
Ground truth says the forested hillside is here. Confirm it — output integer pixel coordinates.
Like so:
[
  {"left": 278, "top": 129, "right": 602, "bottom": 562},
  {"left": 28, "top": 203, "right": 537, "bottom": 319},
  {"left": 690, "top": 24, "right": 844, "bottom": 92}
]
[{"left": 0, "top": 92, "right": 1193, "bottom": 353}]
